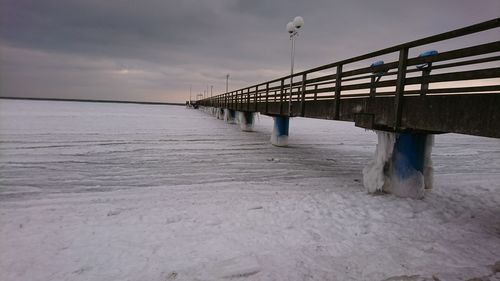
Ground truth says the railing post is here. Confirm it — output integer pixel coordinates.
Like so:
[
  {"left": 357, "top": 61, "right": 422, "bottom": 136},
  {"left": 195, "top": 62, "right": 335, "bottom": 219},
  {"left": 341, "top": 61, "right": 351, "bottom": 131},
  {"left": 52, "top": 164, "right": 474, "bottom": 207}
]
[
  {"left": 265, "top": 83, "right": 269, "bottom": 114},
  {"left": 314, "top": 85, "right": 318, "bottom": 101},
  {"left": 279, "top": 79, "right": 285, "bottom": 115},
  {"left": 236, "top": 91, "right": 239, "bottom": 111},
  {"left": 420, "top": 68, "right": 431, "bottom": 96},
  {"left": 370, "top": 76, "right": 376, "bottom": 98},
  {"left": 334, "top": 64, "right": 343, "bottom": 120},
  {"left": 241, "top": 90, "right": 244, "bottom": 111},
  {"left": 247, "top": 88, "right": 251, "bottom": 112},
  {"left": 238, "top": 90, "right": 241, "bottom": 111},
  {"left": 254, "top": 85, "right": 258, "bottom": 112},
  {"left": 394, "top": 47, "right": 409, "bottom": 128},
  {"left": 300, "top": 73, "right": 307, "bottom": 117}
]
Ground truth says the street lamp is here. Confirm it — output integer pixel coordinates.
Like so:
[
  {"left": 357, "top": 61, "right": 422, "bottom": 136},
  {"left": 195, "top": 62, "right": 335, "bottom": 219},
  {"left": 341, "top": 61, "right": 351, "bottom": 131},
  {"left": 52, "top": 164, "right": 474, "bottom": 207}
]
[
  {"left": 286, "top": 16, "right": 304, "bottom": 116},
  {"left": 226, "top": 74, "right": 230, "bottom": 93}
]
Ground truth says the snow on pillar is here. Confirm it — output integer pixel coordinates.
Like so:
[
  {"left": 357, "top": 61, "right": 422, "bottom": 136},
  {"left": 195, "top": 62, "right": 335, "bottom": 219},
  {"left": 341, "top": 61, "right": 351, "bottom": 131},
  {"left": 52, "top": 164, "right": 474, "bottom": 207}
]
[
  {"left": 217, "top": 108, "right": 224, "bottom": 120},
  {"left": 363, "top": 131, "right": 433, "bottom": 199},
  {"left": 271, "top": 116, "right": 289, "bottom": 147},
  {"left": 238, "top": 111, "right": 255, "bottom": 132},
  {"left": 224, "top": 109, "right": 236, "bottom": 124}
]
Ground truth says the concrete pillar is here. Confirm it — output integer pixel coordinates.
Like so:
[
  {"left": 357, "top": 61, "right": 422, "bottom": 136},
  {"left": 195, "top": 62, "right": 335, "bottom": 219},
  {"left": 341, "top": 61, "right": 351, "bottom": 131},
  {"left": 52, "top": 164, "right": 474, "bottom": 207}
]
[
  {"left": 363, "top": 131, "right": 433, "bottom": 199},
  {"left": 238, "top": 111, "right": 255, "bottom": 132},
  {"left": 217, "top": 108, "right": 224, "bottom": 120},
  {"left": 271, "top": 116, "right": 289, "bottom": 147},
  {"left": 224, "top": 109, "right": 236, "bottom": 124}
]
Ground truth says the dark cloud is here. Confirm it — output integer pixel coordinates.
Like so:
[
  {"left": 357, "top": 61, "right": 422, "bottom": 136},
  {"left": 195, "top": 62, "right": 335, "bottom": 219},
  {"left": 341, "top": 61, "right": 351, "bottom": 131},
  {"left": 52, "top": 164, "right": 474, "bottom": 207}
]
[{"left": 0, "top": 0, "right": 498, "bottom": 102}]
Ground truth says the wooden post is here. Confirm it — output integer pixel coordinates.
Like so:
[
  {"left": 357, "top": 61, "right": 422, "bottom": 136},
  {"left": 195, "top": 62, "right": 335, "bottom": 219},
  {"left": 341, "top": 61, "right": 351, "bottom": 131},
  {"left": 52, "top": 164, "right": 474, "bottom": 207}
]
[
  {"left": 247, "top": 88, "right": 250, "bottom": 112},
  {"left": 241, "top": 90, "right": 244, "bottom": 111},
  {"left": 236, "top": 91, "right": 240, "bottom": 111},
  {"left": 394, "top": 47, "right": 409, "bottom": 128},
  {"left": 420, "top": 68, "right": 431, "bottom": 96},
  {"left": 254, "top": 85, "right": 258, "bottom": 112},
  {"left": 300, "top": 73, "right": 307, "bottom": 117},
  {"left": 265, "top": 83, "right": 269, "bottom": 114},
  {"left": 279, "top": 79, "right": 285, "bottom": 115},
  {"left": 334, "top": 64, "right": 343, "bottom": 120},
  {"left": 370, "top": 76, "right": 376, "bottom": 98},
  {"left": 314, "top": 85, "right": 318, "bottom": 101}
]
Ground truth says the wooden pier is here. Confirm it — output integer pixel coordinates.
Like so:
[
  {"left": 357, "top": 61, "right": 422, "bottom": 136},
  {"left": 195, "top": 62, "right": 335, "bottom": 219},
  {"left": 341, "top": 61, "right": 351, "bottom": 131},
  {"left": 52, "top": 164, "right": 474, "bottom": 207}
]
[{"left": 196, "top": 18, "right": 500, "bottom": 139}]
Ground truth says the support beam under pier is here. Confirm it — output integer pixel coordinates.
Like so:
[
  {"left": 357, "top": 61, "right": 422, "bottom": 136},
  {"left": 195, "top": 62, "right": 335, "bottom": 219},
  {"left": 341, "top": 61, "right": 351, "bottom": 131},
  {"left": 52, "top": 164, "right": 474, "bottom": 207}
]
[
  {"left": 363, "top": 131, "right": 433, "bottom": 199},
  {"left": 237, "top": 111, "right": 256, "bottom": 132},
  {"left": 224, "top": 109, "right": 236, "bottom": 124},
  {"left": 271, "top": 116, "right": 289, "bottom": 147}
]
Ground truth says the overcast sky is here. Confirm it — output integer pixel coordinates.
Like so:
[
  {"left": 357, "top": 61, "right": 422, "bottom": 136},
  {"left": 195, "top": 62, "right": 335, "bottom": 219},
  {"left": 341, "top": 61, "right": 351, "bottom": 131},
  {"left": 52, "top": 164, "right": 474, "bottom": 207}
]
[{"left": 1, "top": 0, "right": 498, "bottom": 103}]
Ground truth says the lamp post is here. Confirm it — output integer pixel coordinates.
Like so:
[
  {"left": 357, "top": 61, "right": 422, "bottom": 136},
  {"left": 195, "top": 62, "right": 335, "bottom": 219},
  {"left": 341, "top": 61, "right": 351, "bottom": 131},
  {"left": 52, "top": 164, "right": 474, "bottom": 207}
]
[
  {"left": 226, "top": 74, "right": 230, "bottom": 93},
  {"left": 286, "top": 16, "right": 304, "bottom": 116}
]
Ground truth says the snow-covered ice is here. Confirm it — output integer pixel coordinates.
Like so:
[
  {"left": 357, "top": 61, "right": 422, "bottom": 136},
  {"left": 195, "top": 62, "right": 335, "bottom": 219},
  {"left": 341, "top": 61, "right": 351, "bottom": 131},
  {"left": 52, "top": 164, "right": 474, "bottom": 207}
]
[{"left": 1, "top": 99, "right": 500, "bottom": 281}]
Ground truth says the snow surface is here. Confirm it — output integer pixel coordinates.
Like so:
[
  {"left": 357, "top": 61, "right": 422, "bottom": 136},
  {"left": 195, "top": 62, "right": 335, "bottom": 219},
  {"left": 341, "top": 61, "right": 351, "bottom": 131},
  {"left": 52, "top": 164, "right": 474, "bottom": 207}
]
[{"left": 1, "top": 99, "right": 500, "bottom": 281}]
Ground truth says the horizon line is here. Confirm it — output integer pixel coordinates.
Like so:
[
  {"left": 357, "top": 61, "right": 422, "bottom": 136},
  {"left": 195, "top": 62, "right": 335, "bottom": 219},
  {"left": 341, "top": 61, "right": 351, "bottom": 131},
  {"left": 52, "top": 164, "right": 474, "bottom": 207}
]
[{"left": 0, "top": 96, "right": 185, "bottom": 106}]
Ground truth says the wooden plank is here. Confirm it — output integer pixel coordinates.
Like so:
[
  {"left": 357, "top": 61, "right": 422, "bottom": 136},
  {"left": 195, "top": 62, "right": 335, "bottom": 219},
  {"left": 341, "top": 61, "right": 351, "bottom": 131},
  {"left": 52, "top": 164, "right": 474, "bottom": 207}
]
[
  {"left": 425, "top": 54, "right": 500, "bottom": 72},
  {"left": 407, "top": 41, "right": 500, "bottom": 67}
]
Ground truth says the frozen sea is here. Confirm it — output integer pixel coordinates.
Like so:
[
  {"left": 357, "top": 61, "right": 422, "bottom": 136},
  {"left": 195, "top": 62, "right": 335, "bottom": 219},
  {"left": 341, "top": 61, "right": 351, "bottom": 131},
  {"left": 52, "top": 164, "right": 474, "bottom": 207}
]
[{"left": 1, "top": 99, "right": 499, "bottom": 281}]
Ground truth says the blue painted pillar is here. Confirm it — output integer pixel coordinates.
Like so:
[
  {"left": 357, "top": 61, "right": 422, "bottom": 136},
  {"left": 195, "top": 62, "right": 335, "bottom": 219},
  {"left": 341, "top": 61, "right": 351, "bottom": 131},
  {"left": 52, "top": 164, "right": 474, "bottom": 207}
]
[
  {"left": 224, "top": 109, "right": 236, "bottom": 124},
  {"left": 271, "top": 116, "right": 289, "bottom": 146},
  {"left": 389, "top": 133, "right": 431, "bottom": 199},
  {"left": 239, "top": 111, "right": 255, "bottom": 132},
  {"left": 362, "top": 131, "right": 433, "bottom": 199},
  {"left": 392, "top": 133, "right": 427, "bottom": 176}
]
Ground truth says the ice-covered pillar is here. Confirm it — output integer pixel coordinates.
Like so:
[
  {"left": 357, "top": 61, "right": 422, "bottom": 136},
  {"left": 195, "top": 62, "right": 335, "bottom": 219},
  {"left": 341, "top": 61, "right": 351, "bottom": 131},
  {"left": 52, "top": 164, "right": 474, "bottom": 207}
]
[
  {"left": 238, "top": 111, "right": 255, "bottom": 132},
  {"left": 224, "top": 109, "right": 236, "bottom": 124},
  {"left": 271, "top": 116, "right": 289, "bottom": 147},
  {"left": 217, "top": 108, "right": 224, "bottom": 120},
  {"left": 363, "top": 131, "right": 433, "bottom": 199}
]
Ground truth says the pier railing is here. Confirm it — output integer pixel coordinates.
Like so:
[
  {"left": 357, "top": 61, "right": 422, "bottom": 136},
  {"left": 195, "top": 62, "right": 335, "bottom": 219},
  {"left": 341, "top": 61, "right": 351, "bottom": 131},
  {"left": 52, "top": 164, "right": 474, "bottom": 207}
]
[{"left": 197, "top": 18, "right": 500, "bottom": 129}]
